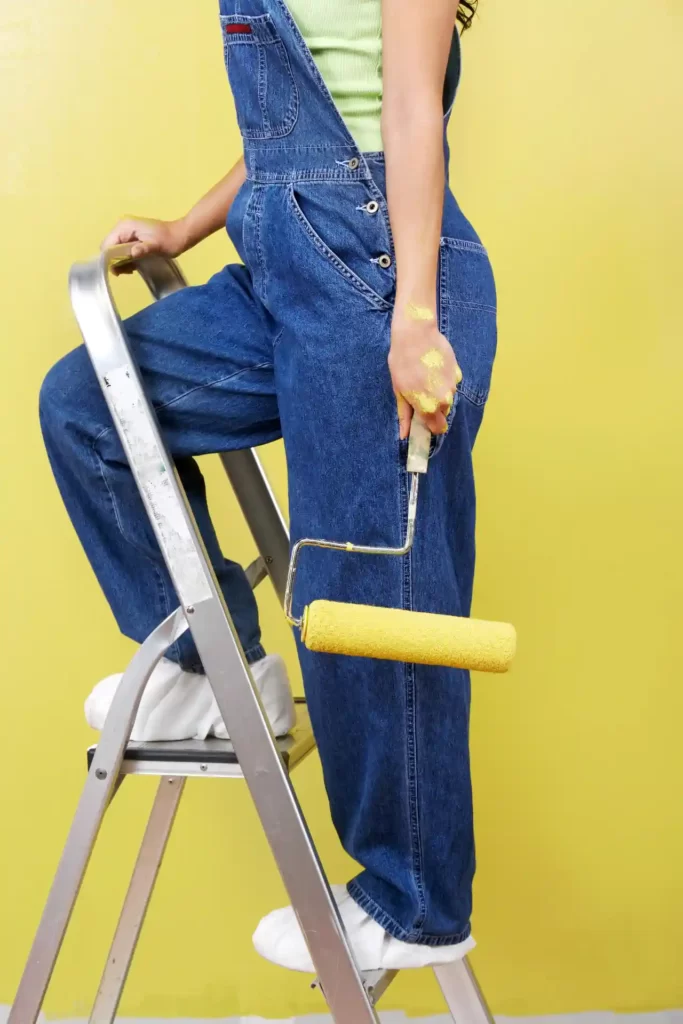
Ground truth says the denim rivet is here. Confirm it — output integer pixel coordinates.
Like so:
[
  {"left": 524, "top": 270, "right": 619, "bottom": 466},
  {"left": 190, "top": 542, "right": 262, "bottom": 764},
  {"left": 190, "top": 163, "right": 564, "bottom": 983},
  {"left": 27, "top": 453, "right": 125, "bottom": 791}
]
[
  {"left": 366, "top": 200, "right": 379, "bottom": 215},
  {"left": 378, "top": 253, "right": 392, "bottom": 269},
  {"left": 348, "top": 157, "right": 360, "bottom": 170}
]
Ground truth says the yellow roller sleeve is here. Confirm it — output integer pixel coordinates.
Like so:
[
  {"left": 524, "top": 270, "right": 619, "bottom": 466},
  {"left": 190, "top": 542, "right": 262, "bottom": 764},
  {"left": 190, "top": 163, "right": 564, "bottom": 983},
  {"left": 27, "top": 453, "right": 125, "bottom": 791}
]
[{"left": 301, "top": 600, "right": 516, "bottom": 673}]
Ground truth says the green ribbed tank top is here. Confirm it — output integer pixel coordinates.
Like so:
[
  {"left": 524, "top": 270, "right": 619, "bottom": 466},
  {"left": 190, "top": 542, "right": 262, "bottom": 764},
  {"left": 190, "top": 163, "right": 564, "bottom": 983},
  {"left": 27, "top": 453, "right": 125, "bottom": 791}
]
[{"left": 286, "top": 0, "right": 384, "bottom": 153}]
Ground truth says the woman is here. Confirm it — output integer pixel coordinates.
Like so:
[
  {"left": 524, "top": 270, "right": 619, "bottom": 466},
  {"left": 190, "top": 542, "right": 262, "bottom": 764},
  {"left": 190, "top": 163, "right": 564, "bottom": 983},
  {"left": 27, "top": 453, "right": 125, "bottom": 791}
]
[{"left": 39, "top": 0, "right": 497, "bottom": 971}]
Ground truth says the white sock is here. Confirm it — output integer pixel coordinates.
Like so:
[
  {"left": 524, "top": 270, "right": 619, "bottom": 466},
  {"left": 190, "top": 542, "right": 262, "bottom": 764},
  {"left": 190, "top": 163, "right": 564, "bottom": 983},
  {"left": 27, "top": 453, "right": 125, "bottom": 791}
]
[
  {"left": 252, "top": 884, "right": 476, "bottom": 973},
  {"left": 84, "top": 653, "right": 295, "bottom": 742}
]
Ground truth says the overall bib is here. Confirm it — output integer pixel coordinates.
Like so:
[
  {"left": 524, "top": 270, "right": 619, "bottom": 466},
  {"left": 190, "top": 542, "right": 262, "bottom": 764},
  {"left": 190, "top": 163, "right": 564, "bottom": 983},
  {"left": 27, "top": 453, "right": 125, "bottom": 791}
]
[{"left": 40, "top": 0, "right": 497, "bottom": 945}]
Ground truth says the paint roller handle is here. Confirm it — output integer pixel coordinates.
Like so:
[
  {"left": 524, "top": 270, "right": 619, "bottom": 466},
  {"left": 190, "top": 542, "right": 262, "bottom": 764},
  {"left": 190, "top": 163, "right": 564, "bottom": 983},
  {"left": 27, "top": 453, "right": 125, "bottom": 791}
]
[
  {"left": 284, "top": 424, "right": 427, "bottom": 626},
  {"left": 284, "top": 414, "right": 429, "bottom": 627},
  {"left": 406, "top": 416, "right": 431, "bottom": 474}
]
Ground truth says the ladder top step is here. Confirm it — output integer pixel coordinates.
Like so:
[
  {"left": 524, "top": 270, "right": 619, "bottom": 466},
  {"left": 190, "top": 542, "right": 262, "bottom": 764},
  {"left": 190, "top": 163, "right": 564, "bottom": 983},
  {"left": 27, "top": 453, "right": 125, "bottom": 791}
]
[{"left": 86, "top": 698, "right": 315, "bottom": 779}]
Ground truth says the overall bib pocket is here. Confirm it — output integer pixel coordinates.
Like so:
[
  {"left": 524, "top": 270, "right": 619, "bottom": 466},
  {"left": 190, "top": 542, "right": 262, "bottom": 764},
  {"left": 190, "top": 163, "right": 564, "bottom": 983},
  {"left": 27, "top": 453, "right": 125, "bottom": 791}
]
[{"left": 221, "top": 14, "right": 299, "bottom": 140}]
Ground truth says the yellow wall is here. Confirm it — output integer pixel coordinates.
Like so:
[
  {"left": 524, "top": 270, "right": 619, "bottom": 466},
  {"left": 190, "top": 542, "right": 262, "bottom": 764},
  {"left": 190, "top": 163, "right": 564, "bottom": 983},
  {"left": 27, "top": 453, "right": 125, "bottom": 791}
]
[{"left": 1, "top": 0, "right": 681, "bottom": 1017}]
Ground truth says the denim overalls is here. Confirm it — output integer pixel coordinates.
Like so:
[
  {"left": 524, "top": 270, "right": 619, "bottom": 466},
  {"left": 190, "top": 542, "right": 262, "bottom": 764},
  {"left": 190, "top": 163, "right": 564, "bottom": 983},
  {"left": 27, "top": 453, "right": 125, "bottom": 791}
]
[{"left": 40, "top": 0, "right": 497, "bottom": 945}]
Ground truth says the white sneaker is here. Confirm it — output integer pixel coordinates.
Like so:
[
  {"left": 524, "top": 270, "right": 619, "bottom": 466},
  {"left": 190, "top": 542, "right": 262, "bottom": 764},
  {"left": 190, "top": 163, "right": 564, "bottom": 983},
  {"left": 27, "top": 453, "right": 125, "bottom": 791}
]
[
  {"left": 84, "top": 653, "right": 296, "bottom": 742},
  {"left": 252, "top": 884, "right": 475, "bottom": 972}
]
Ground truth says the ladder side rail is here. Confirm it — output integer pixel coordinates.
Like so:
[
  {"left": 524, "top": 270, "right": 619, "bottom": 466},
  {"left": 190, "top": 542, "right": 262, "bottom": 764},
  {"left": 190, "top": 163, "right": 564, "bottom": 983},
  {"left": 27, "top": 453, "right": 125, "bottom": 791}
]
[{"left": 68, "top": 246, "right": 379, "bottom": 1023}]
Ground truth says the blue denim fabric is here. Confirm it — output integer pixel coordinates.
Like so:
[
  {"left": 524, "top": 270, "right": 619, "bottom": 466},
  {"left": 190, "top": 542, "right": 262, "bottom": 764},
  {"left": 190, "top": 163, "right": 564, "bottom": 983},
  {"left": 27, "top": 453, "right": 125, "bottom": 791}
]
[{"left": 39, "top": 0, "right": 497, "bottom": 945}]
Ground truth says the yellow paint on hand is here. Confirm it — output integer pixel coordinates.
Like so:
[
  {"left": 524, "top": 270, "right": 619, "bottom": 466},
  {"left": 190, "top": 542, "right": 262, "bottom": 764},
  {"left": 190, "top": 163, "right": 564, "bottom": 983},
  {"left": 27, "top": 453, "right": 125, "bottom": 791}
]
[
  {"left": 405, "top": 301, "right": 435, "bottom": 322},
  {"left": 406, "top": 390, "right": 440, "bottom": 415},
  {"left": 421, "top": 348, "right": 445, "bottom": 369},
  {"left": 403, "top": 348, "right": 453, "bottom": 417}
]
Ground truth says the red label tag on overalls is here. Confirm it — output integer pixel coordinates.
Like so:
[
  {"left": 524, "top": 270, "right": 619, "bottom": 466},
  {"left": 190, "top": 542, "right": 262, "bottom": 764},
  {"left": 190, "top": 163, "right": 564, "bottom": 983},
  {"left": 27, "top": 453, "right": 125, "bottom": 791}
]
[{"left": 225, "top": 23, "right": 252, "bottom": 34}]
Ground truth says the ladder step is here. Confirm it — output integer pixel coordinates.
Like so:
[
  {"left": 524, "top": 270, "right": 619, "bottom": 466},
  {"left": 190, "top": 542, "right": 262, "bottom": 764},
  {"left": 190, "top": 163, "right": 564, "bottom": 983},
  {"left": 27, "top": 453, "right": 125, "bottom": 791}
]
[
  {"left": 312, "top": 968, "right": 398, "bottom": 1006},
  {"left": 363, "top": 968, "right": 398, "bottom": 1004},
  {"left": 86, "top": 698, "right": 315, "bottom": 779},
  {"left": 245, "top": 555, "right": 268, "bottom": 589}
]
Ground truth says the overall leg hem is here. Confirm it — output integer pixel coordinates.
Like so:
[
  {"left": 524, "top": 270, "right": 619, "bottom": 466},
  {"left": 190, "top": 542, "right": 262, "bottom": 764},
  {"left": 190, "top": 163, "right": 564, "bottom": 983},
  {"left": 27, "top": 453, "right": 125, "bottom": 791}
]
[
  {"left": 346, "top": 879, "right": 472, "bottom": 947},
  {"left": 245, "top": 643, "right": 267, "bottom": 664}
]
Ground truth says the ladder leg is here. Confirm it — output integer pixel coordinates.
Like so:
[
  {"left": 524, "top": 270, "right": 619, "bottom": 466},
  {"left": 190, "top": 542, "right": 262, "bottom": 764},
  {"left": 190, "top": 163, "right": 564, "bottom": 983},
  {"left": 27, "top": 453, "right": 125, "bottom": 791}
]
[
  {"left": 434, "top": 958, "right": 495, "bottom": 1024},
  {"left": 223, "top": 460, "right": 384, "bottom": 1020},
  {"left": 8, "top": 609, "right": 187, "bottom": 1024},
  {"left": 188, "top": 605, "right": 381, "bottom": 1023},
  {"left": 89, "top": 775, "right": 185, "bottom": 1024},
  {"left": 68, "top": 250, "right": 381, "bottom": 1023},
  {"left": 220, "top": 449, "right": 290, "bottom": 604}
]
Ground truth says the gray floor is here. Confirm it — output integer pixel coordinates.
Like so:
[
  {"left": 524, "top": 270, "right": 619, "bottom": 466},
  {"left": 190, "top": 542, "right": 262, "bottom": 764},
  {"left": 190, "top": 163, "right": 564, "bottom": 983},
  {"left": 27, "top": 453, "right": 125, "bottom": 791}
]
[{"left": 3, "top": 1009, "right": 682, "bottom": 1024}]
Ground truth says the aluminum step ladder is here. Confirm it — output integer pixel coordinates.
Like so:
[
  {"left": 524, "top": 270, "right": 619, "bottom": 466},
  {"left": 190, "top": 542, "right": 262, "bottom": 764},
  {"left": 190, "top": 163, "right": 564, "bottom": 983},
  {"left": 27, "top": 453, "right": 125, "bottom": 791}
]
[{"left": 8, "top": 246, "right": 494, "bottom": 1024}]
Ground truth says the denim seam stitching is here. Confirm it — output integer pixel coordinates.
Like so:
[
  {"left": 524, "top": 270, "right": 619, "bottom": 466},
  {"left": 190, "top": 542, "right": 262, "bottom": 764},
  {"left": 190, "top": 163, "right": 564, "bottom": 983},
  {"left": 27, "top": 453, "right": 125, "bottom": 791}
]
[
  {"left": 430, "top": 246, "right": 453, "bottom": 459},
  {"left": 257, "top": 45, "right": 270, "bottom": 131},
  {"left": 399, "top": 454, "right": 427, "bottom": 929},
  {"left": 406, "top": 661, "right": 427, "bottom": 928},
  {"left": 458, "top": 388, "right": 487, "bottom": 409},
  {"left": 91, "top": 439, "right": 128, "bottom": 543},
  {"left": 441, "top": 236, "right": 489, "bottom": 256},
  {"left": 452, "top": 300, "right": 497, "bottom": 314},
  {"left": 438, "top": 241, "right": 491, "bottom": 408},
  {"left": 244, "top": 643, "right": 267, "bottom": 664},
  {"left": 349, "top": 160, "right": 395, "bottom": 255},
  {"left": 247, "top": 142, "right": 365, "bottom": 152},
  {"left": 439, "top": 244, "right": 449, "bottom": 339},
  {"left": 91, "top": 439, "right": 175, "bottom": 576},
  {"left": 159, "top": 360, "right": 276, "bottom": 414},
  {"left": 247, "top": 168, "right": 372, "bottom": 183},
  {"left": 270, "top": 323, "right": 286, "bottom": 353},
  {"left": 157, "top": 562, "right": 187, "bottom": 667},
  {"left": 347, "top": 880, "right": 472, "bottom": 946},
  {"left": 248, "top": 184, "right": 268, "bottom": 301},
  {"left": 91, "top": 362, "right": 275, "bottom": 451}
]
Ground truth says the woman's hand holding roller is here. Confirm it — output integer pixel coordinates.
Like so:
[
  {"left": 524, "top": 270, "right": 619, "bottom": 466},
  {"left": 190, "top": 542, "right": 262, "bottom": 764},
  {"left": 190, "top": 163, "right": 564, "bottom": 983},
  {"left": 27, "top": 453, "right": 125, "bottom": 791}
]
[
  {"left": 381, "top": 0, "right": 465, "bottom": 440},
  {"left": 388, "top": 311, "right": 462, "bottom": 439}
]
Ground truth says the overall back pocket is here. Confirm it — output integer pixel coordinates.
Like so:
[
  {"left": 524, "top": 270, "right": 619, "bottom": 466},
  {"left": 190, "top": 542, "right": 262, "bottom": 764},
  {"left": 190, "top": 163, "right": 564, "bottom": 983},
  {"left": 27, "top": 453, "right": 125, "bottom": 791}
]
[
  {"left": 220, "top": 14, "right": 299, "bottom": 140},
  {"left": 439, "top": 237, "right": 497, "bottom": 407}
]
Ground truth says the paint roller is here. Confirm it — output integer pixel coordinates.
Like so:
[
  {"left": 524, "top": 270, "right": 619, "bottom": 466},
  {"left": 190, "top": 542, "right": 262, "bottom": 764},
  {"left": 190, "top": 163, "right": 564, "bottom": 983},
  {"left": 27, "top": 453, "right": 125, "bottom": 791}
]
[{"left": 285, "top": 418, "right": 516, "bottom": 673}]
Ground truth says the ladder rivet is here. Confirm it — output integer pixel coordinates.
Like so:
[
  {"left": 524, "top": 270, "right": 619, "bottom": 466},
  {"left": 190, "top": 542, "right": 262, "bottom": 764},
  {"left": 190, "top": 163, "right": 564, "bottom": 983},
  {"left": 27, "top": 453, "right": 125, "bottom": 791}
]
[
  {"left": 265, "top": 556, "right": 273, "bottom": 564},
  {"left": 200, "top": 764, "right": 208, "bottom": 772},
  {"left": 95, "top": 769, "right": 107, "bottom": 780},
  {"left": 186, "top": 605, "right": 195, "bottom": 615}
]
